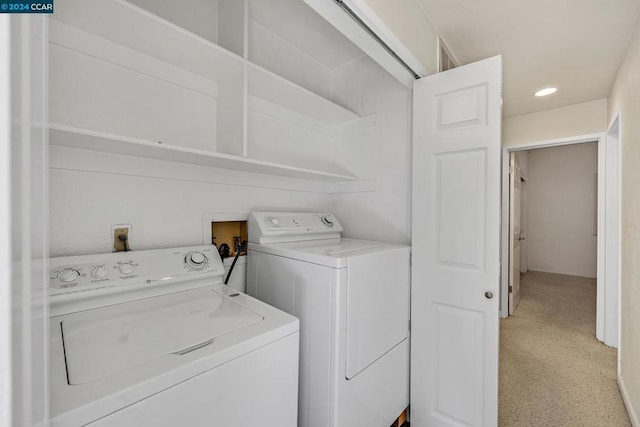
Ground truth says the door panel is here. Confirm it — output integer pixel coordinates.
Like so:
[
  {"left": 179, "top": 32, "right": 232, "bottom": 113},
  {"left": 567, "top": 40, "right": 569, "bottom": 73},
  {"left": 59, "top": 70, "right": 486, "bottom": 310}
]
[
  {"left": 436, "top": 150, "right": 487, "bottom": 269},
  {"left": 411, "top": 56, "right": 502, "bottom": 427},
  {"left": 435, "top": 83, "right": 487, "bottom": 130},
  {"left": 345, "top": 248, "right": 410, "bottom": 379},
  {"left": 432, "top": 304, "right": 484, "bottom": 426}
]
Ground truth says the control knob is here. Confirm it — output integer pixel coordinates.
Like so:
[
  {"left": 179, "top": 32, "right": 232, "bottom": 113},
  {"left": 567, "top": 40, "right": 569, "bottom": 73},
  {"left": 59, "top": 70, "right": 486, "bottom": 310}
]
[
  {"left": 321, "top": 215, "right": 334, "bottom": 227},
  {"left": 58, "top": 268, "right": 80, "bottom": 283},
  {"left": 270, "top": 217, "right": 280, "bottom": 226},
  {"left": 91, "top": 266, "right": 107, "bottom": 279},
  {"left": 118, "top": 263, "right": 135, "bottom": 275},
  {"left": 185, "top": 251, "right": 208, "bottom": 270}
]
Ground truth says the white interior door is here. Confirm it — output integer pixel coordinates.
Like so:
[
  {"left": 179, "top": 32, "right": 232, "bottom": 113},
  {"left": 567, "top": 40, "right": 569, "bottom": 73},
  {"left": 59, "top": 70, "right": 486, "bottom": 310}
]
[
  {"left": 508, "top": 153, "right": 522, "bottom": 315},
  {"left": 411, "top": 55, "right": 502, "bottom": 427}
]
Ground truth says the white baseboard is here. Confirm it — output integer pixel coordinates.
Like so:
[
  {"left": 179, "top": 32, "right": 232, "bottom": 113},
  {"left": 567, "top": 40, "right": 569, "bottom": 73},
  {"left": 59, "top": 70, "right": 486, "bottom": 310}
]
[{"left": 619, "top": 374, "right": 639, "bottom": 426}]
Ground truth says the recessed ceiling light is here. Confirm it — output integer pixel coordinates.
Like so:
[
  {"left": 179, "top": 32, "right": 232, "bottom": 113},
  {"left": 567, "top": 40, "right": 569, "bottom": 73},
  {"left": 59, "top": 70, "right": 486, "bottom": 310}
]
[{"left": 534, "top": 87, "right": 557, "bottom": 97}]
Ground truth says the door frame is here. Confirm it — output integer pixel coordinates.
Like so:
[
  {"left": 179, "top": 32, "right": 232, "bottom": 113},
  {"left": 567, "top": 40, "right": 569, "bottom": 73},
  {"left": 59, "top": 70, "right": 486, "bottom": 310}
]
[
  {"left": 601, "top": 114, "right": 622, "bottom": 349},
  {"left": 507, "top": 152, "right": 522, "bottom": 315},
  {"left": 501, "top": 133, "right": 601, "bottom": 318},
  {"left": 0, "top": 15, "right": 12, "bottom": 427},
  {"left": 500, "top": 131, "right": 621, "bottom": 348},
  {"left": 0, "top": 15, "right": 50, "bottom": 427}
]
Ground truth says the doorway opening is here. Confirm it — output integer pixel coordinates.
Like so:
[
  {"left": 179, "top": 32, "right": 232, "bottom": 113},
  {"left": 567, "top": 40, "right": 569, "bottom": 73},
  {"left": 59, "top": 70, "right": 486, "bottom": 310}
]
[
  {"left": 498, "top": 121, "right": 625, "bottom": 425},
  {"left": 500, "top": 127, "right": 621, "bottom": 345},
  {"left": 506, "top": 141, "right": 598, "bottom": 316}
]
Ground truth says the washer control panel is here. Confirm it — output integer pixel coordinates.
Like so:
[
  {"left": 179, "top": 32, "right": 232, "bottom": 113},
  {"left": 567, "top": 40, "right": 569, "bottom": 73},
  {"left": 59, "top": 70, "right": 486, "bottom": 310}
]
[
  {"left": 49, "top": 245, "right": 223, "bottom": 299},
  {"left": 248, "top": 212, "right": 343, "bottom": 244}
]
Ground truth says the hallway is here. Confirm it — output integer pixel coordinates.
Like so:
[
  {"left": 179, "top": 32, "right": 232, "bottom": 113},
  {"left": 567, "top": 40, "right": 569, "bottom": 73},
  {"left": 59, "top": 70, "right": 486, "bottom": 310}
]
[{"left": 499, "top": 271, "right": 630, "bottom": 426}]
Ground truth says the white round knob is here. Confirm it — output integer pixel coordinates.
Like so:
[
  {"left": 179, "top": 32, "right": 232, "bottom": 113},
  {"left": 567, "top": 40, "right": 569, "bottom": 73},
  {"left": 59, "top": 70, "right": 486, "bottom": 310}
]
[
  {"left": 118, "top": 263, "right": 135, "bottom": 275},
  {"left": 91, "top": 266, "right": 107, "bottom": 279},
  {"left": 190, "top": 252, "right": 206, "bottom": 265},
  {"left": 58, "top": 269, "right": 80, "bottom": 283},
  {"left": 186, "top": 251, "right": 207, "bottom": 270},
  {"left": 270, "top": 218, "right": 280, "bottom": 225}
]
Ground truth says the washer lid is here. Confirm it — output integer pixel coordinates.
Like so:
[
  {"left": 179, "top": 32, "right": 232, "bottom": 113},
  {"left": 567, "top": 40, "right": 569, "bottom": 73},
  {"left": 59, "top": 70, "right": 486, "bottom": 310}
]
[{"left": 61, "top": 288, "right": 263, "bottom": 385}]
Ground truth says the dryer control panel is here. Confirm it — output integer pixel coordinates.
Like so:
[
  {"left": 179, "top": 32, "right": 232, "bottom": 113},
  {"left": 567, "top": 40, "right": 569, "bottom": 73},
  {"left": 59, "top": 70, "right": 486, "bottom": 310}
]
[
  {"left": 49, "top": 245, "right": 224, "bottom": 316},
  {"left": 248, "top": 212, "right": 343, "bottom": 244}
]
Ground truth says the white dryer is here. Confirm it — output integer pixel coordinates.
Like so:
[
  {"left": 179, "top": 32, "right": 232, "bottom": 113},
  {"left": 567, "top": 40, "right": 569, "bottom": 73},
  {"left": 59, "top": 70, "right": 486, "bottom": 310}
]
[
  {"left": 48, "top": 245, "right": 299, "bottom": 427},
  {"left": 247, "top": 212, "right": 410, "bottom": 427}
]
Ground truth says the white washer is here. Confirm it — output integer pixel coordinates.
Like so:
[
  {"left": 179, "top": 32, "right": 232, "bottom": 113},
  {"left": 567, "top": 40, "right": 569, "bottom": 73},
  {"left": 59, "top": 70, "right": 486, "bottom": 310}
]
[
  {"left": 49, "top": 245, "right": 299, "bottom": 427},
  {"left": 247, "top": 212, "right": 410, "bottom": 427}
]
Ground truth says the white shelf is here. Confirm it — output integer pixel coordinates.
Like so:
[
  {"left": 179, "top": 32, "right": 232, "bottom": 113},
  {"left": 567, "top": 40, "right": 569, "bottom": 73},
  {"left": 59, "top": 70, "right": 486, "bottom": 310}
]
[
  {"left": 50, "top": 0, "right": 365, "bottom": 181},
  {"left": 49, "top": 125, "right": 359, "bottom": 183},
  {"left": 53, "top": 0, "right": 360, "bottom": 126},
  {"left": 248, "top": 64, "right": 359, "bottom": 125},
  {"left": 53, "top": 0, "right": 243, "bottom": 83}
]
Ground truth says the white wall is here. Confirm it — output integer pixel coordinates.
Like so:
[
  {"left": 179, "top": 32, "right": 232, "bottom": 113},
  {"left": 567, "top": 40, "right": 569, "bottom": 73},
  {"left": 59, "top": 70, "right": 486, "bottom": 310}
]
[
  {"left": 330, "top": 55, "right": 411, "bottom": 245},
  {"left": 127, "top": 0, "right": 219, "bottom": 43},
  {"left": 526, "top": 142, "right": 598, "bottom": 278},
  {"left": 363, "top": 0, "right": 439, "bottom": 74},
  {"left": 607, "top": 17, "right": 640, "bottom": 426},
  {"left": 49, "top": 148, "right": 333, "bottom": 256},
  {"left": 503, "top": 99, "right": 607, "bottom": 149}
]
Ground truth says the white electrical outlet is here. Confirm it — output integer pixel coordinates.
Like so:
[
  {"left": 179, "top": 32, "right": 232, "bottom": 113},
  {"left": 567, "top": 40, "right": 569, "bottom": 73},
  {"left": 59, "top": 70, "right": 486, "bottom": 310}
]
[{"left": 111, "top": 223, "right": 132, "bottom": 252}]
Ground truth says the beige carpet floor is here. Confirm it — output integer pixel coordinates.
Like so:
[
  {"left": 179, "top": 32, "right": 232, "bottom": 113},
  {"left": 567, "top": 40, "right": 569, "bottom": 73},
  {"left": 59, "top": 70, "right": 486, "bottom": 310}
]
[{"left": 499, "top": 271, "right": 631, "bottom": 426}]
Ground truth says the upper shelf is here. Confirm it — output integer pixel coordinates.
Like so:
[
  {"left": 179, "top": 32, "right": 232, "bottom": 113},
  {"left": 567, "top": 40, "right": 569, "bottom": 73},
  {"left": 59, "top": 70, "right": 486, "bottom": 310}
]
[
  {"left": 52, "top": 0, "right": 242, "bottom": 83},
  {"left": 248, "top": 64, "right": 359, "bottom": 124},
  {"left": 52, "top": 0, "right": 360, "bottom": 126},
  {"left": 49, "top": 124, "right": 359, "bottom": 183}
]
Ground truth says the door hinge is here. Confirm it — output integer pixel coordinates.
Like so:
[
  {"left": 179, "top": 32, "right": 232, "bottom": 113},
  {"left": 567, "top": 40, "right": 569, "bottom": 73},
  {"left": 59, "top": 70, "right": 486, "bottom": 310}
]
[
  {"left": 409, "top": 251, "right": 412, "bottom": 266},
  {"left": 508, "top": 285, "right": 513, "bottom": 293},
  {"left": 509, "top": 165, "right": 514, "bottom": 175},
  {"left": 408, "top": 320, "right": 411, "bottom": 331}
]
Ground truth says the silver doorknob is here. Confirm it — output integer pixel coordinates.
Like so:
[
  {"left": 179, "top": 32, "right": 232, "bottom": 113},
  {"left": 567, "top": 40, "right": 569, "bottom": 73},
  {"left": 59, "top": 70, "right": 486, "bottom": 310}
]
[{"left": 485, "top": 291, "right": 494, "bottom": 299}]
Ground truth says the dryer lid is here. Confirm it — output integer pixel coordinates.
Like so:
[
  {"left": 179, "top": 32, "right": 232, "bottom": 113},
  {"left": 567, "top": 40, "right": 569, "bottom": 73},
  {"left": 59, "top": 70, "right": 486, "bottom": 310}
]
[
  {"left": 249, "top": 238, "right": 405, "bottom": 268},
  {"left": 60, "top": 288, "right": 263, "bottom": 385}
]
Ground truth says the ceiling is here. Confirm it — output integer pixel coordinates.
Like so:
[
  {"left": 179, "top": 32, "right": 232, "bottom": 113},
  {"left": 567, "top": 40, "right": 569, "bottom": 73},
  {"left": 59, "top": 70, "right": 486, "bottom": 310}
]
[{"left": 416, "top": 0, "right": 640, "bottom": 117}]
